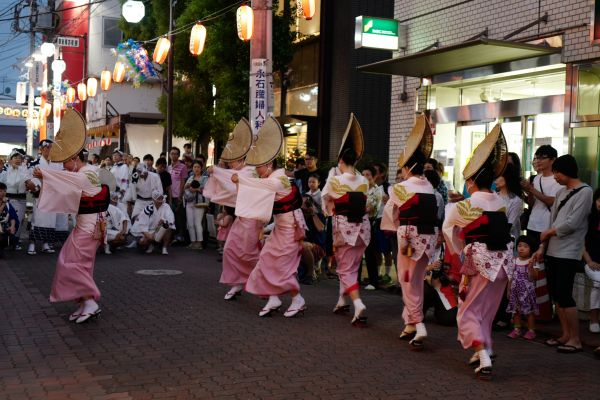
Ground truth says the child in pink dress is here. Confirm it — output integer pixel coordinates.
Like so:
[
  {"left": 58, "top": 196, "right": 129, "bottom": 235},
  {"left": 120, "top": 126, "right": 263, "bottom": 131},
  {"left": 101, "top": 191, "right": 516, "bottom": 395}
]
[
  {"left": 506, "top": 235, "right": 539, "bottom": 340},
  {"left": 216, "top": 206, "right": 234, "bottom": 254}
]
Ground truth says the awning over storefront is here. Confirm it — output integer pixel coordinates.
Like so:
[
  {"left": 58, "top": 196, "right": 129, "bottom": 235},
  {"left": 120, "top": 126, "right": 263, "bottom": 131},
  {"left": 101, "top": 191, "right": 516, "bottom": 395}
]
[{"left": 358, "top": 38, "right": 560, "bottom": 77}]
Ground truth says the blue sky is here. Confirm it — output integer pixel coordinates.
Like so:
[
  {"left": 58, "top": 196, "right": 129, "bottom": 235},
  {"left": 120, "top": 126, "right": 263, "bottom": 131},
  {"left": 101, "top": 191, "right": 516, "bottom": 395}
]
[{"left": 0, "top": 0, "right": 40, "bottom": 102}]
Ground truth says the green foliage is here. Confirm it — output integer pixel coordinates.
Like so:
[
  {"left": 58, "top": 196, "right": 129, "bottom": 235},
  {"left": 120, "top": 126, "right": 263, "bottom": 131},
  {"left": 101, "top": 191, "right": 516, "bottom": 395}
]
[{"left": 120, "top": 0, "right": 295, "bottom": 143}]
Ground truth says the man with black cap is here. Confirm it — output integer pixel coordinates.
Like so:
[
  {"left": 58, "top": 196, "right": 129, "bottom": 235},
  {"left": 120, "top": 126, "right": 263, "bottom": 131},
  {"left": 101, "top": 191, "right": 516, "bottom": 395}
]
[
  {"left": 110, "top": 149, "right": 130, "bottom": 214},
  {"left": 533, "top": 154, "right": 593, "bottom": 354},
  {"left": 27, "top": 139, "right": 64, "bottom": 255}
]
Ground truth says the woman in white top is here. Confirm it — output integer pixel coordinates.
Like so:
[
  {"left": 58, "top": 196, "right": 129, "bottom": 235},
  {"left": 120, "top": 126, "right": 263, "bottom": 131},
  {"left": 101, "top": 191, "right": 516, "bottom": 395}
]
[
  {"left": 184, "top": 161, "right": 208, "bottom": 249},
  {"left": 495, "top": 163, "right": 524, "bottom": 241}
]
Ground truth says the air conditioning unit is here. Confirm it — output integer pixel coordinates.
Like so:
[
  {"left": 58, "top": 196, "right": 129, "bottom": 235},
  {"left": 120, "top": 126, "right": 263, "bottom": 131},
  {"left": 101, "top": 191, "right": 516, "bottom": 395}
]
[{"left": 34, "top": 6, "right": 53, "bottom": 30}]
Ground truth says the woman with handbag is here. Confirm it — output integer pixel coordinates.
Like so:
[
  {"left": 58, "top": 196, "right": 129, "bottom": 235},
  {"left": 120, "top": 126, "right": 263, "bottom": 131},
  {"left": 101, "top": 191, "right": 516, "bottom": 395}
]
[
  {"left": 234, "top": 117, "right": 308, "bottom": 318},
  {"left": 321, "top": 114, "right": 371, "bottom": 326},
  {"left": 443, "top": 124, "right": 513, "bottom": 380},
  {"left": 184, "top": 161, "right": 208, "bottom": 249}
]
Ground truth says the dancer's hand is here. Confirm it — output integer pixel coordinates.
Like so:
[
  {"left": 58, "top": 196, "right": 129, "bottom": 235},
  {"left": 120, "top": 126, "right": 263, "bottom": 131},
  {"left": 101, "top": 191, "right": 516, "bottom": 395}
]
[
  {"left": 32, "top": 167, "right": 43, "bottom": 179},
  {"left": 231, "top": 174, "right": 239, "bottom": 184}
]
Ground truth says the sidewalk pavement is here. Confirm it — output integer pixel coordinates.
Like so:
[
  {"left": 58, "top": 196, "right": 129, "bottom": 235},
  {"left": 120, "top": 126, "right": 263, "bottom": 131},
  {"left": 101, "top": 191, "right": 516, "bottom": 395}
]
[{"left": 1, "top": 245, "right": 599, "bottom": 399}]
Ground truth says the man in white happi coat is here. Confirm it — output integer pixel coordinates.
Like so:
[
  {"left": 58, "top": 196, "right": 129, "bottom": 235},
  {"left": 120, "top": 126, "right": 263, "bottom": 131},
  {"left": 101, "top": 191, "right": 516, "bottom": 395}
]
[
  {"left": 27, "top": 140, "right": 65, "bottom": 255},
  {"left": 110, "top": 149, "right": 130, "bottom": 214},
  {"left": 0, "top": 148, "right": 31, "bottom": 249},
  {"left": 130, "top": 164, "right": 163, "bottom": 220},
  {"left": 130, "top": 190, "right": 175, "bottom": 255},
  {"left": 105, "top": 192, "right": 130, "bottom": 254}
]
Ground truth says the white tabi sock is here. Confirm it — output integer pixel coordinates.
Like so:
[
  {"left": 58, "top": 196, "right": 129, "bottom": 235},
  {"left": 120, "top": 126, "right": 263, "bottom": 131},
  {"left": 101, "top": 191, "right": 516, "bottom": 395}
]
[
  {"left": 415, "top": 322, "right": 427, "bottom": 339},
  {"left": 353, "top": 298, "right": 366, "bottom": 312},
  {"left": 478, "top": 349, "right": 492, "bottom": 368}
]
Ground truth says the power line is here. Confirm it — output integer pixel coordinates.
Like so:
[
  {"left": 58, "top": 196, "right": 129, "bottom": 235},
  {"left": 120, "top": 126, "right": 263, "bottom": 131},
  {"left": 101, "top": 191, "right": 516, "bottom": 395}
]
[{"left": 0, "top": 0, "right": 107, "bottom": 22}]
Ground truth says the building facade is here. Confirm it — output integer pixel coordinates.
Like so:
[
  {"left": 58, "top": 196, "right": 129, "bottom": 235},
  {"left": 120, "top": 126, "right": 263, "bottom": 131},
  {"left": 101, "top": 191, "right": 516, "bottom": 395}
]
[{"left": 361, "top": 0, "right": 600, "bottom": 190}]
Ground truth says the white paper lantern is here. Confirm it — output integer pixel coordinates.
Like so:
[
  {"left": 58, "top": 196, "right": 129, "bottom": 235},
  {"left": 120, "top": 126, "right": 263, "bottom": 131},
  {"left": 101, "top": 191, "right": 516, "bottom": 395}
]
[
  {"left": 16, "top": 82, "right": 27, "bottom": 104},
  {"left": 122, "top": 0, "right": 145, "bottom": 23},
  {"left": 41, "top": 42, "right": 55, "bottom": 58}
]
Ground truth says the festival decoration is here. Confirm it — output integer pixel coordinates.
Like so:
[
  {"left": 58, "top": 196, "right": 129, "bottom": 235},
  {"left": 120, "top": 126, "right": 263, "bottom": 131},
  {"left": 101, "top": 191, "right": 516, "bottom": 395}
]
[
  {"left": 153, "top": 37, "right": 171, "bottom": 64},
  {"left": 87, "top": 78, "right": 98, "bottom": 97},
  {"left": 77, "top": 82, "right": 87, "bottom": 101},
  {"left": 236, "top": 5, "right": 254, "bottom": 41},
  {"left": 113, "top": 61, "right": 125, "bottom": 83},
  {"left": 189, "top": 23, "right": 207, "bottom": 56},
  {"left": 66, "top": 87, "right": 76, "bottom": 103},
  {"left": 297, "top": 0, "right": 315, "bottom": 20},
  {"left": 122, "top": 0, "right": 145, "bottom": 23},
  {"left": 101, "top": 70, "right": 112, "bottom": 91},
  {"left": 112, "top": 40, "right": 158, "bottom": 88}
]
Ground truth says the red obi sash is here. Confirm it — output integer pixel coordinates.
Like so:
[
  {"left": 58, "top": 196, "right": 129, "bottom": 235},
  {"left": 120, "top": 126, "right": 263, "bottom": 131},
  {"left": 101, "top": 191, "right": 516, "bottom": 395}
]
[
  {"left": 78, "top": 184, "right": 110, "bottom": 215},
  {"left": 273, "top": 182, "right": 302, "bottom": 215}
]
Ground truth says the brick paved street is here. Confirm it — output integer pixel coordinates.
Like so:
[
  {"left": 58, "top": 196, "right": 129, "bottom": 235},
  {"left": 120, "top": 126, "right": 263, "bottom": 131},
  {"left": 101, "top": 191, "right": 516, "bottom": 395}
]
[{"left": 1, "top": 246, "right": 599, "bottom": 400}]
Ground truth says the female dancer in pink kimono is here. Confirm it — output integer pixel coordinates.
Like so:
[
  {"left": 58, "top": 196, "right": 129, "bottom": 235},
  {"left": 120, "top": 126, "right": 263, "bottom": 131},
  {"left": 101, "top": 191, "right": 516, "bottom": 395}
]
[
  {"left": 32, "top": 109, "right": 110, "bottom": 324},
  {"left": 386, "top": 115, "right": 439, "bottom": 350},
  {"left": 234, "top": 159, "right": 308, "bottom": 317},
  {"left": 443, "top": 125, "right": 513, "bottom": 380},
  {"left": 204, "top": 118, "right": 262, "bottom": 301},
  {"left": 322, "top": 149, "right": 371, "bottom": 326}
]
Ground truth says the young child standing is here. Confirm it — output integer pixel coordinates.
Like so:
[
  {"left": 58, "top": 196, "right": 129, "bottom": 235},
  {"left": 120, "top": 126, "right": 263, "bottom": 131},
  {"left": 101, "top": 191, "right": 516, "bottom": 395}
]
[
  {"left": 215, "top": 206, "right": 235, "bottom": 255},
  {"left": 507, "top": 235, "right": 539, "bottom": 340}
]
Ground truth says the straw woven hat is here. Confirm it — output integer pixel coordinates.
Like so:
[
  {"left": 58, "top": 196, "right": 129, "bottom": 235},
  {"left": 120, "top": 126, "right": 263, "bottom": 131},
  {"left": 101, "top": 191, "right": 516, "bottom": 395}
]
[
  {"left": 397, "top": 114, "right": 433, "bottom": 169},
  {"left": 48, "top": 108, "right": 87, "bottom": 163},
  {"left": 245, "top": 117, "right": 283, "bottom": 166},
  {"left": 221, "top": 118, "right": 253, "bottom": 162},
  {"left": 462, "top": 124, "right": 508, "bottom": 180},
  {"left": 338, "top": 113, "right": 364, "bottom": 160}
]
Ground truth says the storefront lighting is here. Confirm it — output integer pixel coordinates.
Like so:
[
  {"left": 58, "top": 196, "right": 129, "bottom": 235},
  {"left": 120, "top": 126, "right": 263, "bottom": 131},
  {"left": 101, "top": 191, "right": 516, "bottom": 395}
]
[
  {"left": 298, "top": 0, "right": 316, "bottom": 20},
  {"left": 113, "top": 61, "right": 125, "bottom": 83},
  {"left": 77, "top": 82, "right": 87, "bottom": 101},
  {"left": 101, "top": 70, "right": 112, "bottom": 91},
  {"left": 153, "top": 37, "right": 171, "bottom": 64},
  {"left": 122, "top": 0, "right": 145, "bottom": 23},
  {"left": 66, "top": 87, "right": 76, "bottom": 103},
  {"left": 87, "top": 78, "right": 98, "bottom": 97},
  {"left": 34, "top": 96, "right": 41, "bottom": 106},
  {"left": 189, "top": 23, "right": 207, "bottom": 56},
  {"left": 421, "top": 78, "right": 431, "bottom": 86},
  {"left": 236, "top": 5, "right": 254, "bottom": 41},
  {"left": 40, "top": 42, "right": 55, "bottom": 58}
]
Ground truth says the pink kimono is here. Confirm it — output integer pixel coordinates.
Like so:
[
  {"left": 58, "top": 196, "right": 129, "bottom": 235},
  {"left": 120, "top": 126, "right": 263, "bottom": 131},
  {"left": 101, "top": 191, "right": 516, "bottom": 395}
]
[
  {"left": 205, "top": 166, "right": 263, "bottom": 286},
  {"left": 386, "top": 176, "right": 438, "bottom": 325},
  {"left": 443, "top": 191, "right": 513, "bottom": 349},
  {"left": 322, "top": 171, "right": 370, "bottom": 296},
  {"left": 238, "top": 169, "right": 307, "bottom": 296},
  {"left": 38, "top": 165, "right": 104, "bottom": 303}
]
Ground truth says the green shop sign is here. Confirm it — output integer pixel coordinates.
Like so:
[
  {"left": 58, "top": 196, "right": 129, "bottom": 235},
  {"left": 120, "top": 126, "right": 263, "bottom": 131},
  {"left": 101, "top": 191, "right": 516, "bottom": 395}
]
[{"left": 355, "top": 16, "right": 406, "bottom": 50}]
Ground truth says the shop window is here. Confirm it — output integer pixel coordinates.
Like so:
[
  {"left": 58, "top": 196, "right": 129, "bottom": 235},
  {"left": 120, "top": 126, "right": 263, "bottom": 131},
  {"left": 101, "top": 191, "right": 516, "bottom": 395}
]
[
  {"left": 103, "top": 18, "right": 122, "bottom": 48},
  {"left": 576, "top": 66, "right": 600, "bottom": 116}
]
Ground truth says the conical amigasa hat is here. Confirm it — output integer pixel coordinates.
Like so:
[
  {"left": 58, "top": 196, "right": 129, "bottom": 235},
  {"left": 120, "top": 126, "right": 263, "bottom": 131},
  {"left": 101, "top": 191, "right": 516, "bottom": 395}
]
[
  {"left": 221, "top": 118, "right": 253, "bottom": 162},
  {"left": 397, "top": 114, "right": 433, "bottom": 168},
  {"left": 245, "top": 117, "right": 284, "bottom": 166},
  {"left": 462, "top": 124, "right": 508, "bottom": 180},
  {"left": 338, "top": 113, "right": 364, "bottom": 160},
  {"left": 48, "top": 108, "right": 87, "bottom": 163}
]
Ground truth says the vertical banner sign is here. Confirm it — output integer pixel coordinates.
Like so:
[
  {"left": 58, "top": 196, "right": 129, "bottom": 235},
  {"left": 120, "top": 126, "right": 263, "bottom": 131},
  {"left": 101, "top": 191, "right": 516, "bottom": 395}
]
[{"left": 250, "top": 58, "right": 269, "bottom": 133}]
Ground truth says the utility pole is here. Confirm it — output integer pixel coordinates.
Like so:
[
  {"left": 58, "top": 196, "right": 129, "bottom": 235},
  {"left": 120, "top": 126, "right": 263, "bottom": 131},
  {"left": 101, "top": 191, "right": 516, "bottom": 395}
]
[
  {"left": 249, "top": 0, "right": 273, "bottom": 134},
  {"left": 166, "top": 0, "right": 176, "bottom": 154},
  {"left": 26, "top": 0, "right": 37, "bottom": 155}
]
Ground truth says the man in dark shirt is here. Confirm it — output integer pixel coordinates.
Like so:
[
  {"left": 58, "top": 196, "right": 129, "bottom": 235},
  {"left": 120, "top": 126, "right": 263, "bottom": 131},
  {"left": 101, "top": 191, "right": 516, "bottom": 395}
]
[
  {"left": 294, "top": 149, "right": 327, "bottom": 193},
  {"left": 155, "top": 157, "right": 172, "bottom": 203}
]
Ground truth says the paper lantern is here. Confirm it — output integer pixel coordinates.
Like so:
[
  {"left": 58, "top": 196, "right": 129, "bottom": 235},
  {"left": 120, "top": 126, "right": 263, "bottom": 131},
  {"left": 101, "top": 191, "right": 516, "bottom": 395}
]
[
  {"left": 189, "top": 23, "right": 207, "bottom": 56},
  {"left": 40, "top": 42, "right": 55, "bottom": 58},
  {"left": 153, "top": 37, "right": 171, "bottom": 64},
  {"left": 77, "top": 82, "right": 87, "bottom": 101},
  {"left": 53, "top": 98, "right": 61, "bottom": 119},
  {"left": 51, "top": 59, "right": 66, "bottom": 74},
  {"left": 298, "top": 0, "right": 316, "bottom": 20},
  {"left": 113, "top": 61, "right": 125, "bottom": 83},
  {"left": 45, "top": 102, "right": 52, "bottom": 117},
  {"left": 16, "top": 82, "right": 27, "bottom": 104},
  {"left": 66, "top": 87, "right": 76, "bottom": 103},
  {"left": 122, "top": 0, "right": 145, "bottom": 23},
  {"left": 87, "top": 77, "right": 98, "bottom": 97},
  {"left": 101, "top": 70, "right": 112, "bottom": 91},
  {"left": 236, "top": 5, "right": 253, "bottom": 41}
]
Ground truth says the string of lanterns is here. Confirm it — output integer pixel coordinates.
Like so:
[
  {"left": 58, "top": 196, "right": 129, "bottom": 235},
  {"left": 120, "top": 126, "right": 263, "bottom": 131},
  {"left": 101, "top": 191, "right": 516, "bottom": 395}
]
[{"left": 54, "top": 1, "right": 315, "bottom": 109}]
